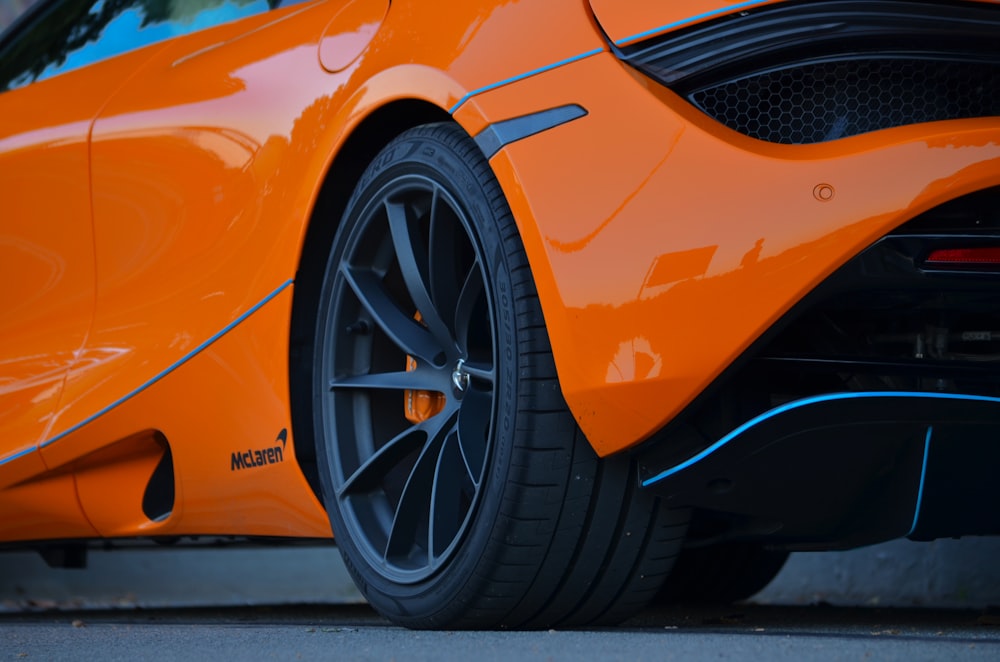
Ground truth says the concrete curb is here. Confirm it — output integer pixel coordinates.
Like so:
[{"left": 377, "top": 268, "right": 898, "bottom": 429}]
[{"left": 755, "top": 537, "right": 1000, "bottom": 609}]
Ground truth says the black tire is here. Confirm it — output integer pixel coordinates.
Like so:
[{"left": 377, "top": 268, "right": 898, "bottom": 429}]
[
  {"left": 655, "top": 542, "right": 790, "bottom": 604},
  {"left": 312, "top": 123, "right": 688, "bottom": 629}
]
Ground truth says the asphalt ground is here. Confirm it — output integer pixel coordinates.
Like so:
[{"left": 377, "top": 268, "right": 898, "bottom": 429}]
[
  {"left": 3, "top": 603, "right": 1000, "bottom": 661},
  {"left": 4, "top": 537, "right": 1000, "bottom": 612},
  {"left": 3, "top": 536, "right": 1000, "bottom": 661}
]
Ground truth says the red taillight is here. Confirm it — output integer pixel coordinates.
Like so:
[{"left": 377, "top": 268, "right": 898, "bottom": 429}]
[{"left": 925, "top": 247, "right": 1000, "bottom": 266}]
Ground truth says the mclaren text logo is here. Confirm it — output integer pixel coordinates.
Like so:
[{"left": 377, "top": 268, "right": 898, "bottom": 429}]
[{"left": 231, "top": 429, "right": 287, "bottom": 471}]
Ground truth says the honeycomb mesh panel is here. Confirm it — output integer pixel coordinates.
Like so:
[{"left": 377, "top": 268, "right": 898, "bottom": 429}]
[{"left": 690, "top": 59, "right": 1000, "bottom": 144}]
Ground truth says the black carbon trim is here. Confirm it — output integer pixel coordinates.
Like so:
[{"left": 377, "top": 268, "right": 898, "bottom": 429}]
[
  {"left": 639, "top": 394, "right": 1000, "bottom": 546},
  {"left": 473, "top": 104, "right": 588, "bottom": 160}
]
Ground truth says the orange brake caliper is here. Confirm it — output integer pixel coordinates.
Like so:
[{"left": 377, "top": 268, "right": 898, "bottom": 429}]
[{"left": 404, "top": 312, "right": 446, "bottom": 423}]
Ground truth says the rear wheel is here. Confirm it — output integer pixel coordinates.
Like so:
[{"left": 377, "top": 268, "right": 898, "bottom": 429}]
[{"left": 312, "top": 123, "right": 688, "bottom": 629}]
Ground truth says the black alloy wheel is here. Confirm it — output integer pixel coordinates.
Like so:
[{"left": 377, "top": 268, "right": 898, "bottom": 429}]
[
  {"left": 318, "top": 145, "right": 495, "bottom": 584},
  {"left": 313, "top": 123, "right": 688, "bottom": 629}
]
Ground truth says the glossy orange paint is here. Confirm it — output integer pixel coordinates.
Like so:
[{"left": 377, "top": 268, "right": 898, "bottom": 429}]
[
  {"left": 59, "top": 287, "right": 332, "bottom": 539},
  {"left": 72, "top": 431, "right": 168, "bottom": 537},
  {"left": 0, "top": 469, "right": 99, "bottom": 542},
  {"left": 0, "top": 1, "right": 351, "bottom": 541},
  {"left": 0, "top": 51, "right": 146, "bottom": 468}
]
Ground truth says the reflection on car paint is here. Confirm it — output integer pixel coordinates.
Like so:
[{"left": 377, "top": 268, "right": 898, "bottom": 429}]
[{"left": 2, "top": 0, "right": 307, "bottom": 91}]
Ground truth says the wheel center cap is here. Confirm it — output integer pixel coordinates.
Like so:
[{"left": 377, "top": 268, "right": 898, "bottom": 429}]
[{"left": 452, "top": 359, "right": 470, "bottom": 393}]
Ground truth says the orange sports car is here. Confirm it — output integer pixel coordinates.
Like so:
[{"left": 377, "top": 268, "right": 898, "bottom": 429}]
[{"left": 2, "top": 0, "right": 999, "bottom": 629}]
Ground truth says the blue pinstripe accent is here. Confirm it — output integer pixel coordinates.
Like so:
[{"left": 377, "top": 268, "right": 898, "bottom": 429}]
[
  {"left": 613, "top": 0, "right": 777, "bottom": 47},
  {"left": 0, "top": 445, "right": 40, "bottom": 468},
  {"left": 641, "top": 391, "right": 1000, "bottom": 487},
  {"left": 37, "top": 279, "right": 294, "bottom": 451},
  {"left": 449, "top": 48, "right": 603, "bottom": 114},
  {"left": 908, "top": 426, "right": 934, "bottom": 537}
]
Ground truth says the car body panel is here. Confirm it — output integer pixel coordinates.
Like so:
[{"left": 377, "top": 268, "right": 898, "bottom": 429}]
[
  {"left": 63, "top": 286, "right": 332, "bottom": 539},
  {"left": 0, "top": 469, "right": 99, "bottom": 542},
  {"left": 0, "top": 0, "right": 997, "bottom": 551},
  {"left": 0, "top": 43, "right": 169, "bottom": 472},
  {"left": 52, "top": 1, "right": 347, "bottom": 466},
  {"left": 468, "top": 54, "right": 1000, "bottom": 455}
]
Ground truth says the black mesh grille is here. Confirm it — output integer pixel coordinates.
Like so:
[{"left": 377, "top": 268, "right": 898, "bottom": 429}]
[{"left": 689, "top": 58, "right": 1000, "bottom": 144}]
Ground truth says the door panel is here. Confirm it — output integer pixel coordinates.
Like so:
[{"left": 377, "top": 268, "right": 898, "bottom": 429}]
[
  {"left": 48, "top": 0, "right": 349, "bottom": 466},
  {"left": 0, "top": 71, "right": 99, "bottom": 462},
  {"left": 0, "top": 0, "right": 162, "bottom": 475}
]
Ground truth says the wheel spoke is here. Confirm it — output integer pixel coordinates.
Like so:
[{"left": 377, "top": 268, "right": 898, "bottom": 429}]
[
  {"left": 429, "top": 431, "right": 468, "bottom": 559},
  {"left": 338, "top": 414, "right": 450, "bottom": 498},
  {"left": 453, "top": 259, "right": 484, "bottom": 351},
  {"left": 428, "top": 187, "right": 462, "bottom": 333},
  {"left": 385, "top": 198, "right": 457, "bottom": 354},
  {"left": 384, "top": 414, "right": 456, "bottom": 562},
  {"left": 342, "top": 265, "right": 444, "bottom": 365},
  {"left": 456, "top": 388, "right": 492, "bottom": 485},
  {"left": 330, "top": 369, "right": 437, "bottom": 393}
]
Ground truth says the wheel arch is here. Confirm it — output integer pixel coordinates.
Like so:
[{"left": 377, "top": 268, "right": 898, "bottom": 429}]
[{"left": 288, "top": 98, "right": 455, "bottom": 500}]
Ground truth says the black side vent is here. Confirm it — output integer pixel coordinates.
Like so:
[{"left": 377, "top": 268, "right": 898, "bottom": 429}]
[
  {"left": 142, "top": 432, "right": 175, "bottom": 522},
  {"left": 620, "top": 0, "right": 1000, "bottom": 144},
  {"left": 691, "top": 58, "right": 1000, "bottom": 144}
]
